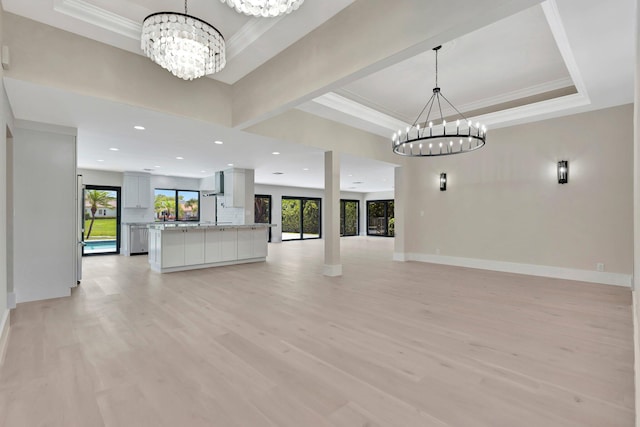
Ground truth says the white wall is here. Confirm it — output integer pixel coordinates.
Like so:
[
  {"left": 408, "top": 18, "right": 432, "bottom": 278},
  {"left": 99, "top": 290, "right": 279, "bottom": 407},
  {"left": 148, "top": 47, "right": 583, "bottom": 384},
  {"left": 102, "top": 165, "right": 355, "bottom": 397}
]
[
  {"left": 13, "top": 122, "right": 77, "bottom": 303},
  {"left": 403, "top": 104, "right": 633, "bottom": 285},
  {"left": 254, "top": 184, "right": 365, "bottom": 242},
  {"left": 0, "top": 34, "right": 15, "bottom": 351}
]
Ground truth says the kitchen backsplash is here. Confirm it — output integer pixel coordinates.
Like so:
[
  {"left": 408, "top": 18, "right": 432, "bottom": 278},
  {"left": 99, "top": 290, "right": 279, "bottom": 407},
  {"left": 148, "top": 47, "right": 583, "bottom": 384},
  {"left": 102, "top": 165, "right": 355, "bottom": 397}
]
[{"left": 216, "top": 197, "right": 244, "bottom": 224}]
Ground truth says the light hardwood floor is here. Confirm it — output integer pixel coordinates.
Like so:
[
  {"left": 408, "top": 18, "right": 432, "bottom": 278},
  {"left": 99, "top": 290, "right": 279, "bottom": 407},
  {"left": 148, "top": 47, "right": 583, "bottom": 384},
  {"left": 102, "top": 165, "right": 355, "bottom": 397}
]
[{"left": 0, "top": 237, "right": 634, "bottom": 426}]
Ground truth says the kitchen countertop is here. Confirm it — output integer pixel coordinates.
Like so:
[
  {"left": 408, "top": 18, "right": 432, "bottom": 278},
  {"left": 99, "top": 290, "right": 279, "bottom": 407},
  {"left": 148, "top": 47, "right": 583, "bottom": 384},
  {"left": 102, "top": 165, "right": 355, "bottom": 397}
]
[{"left": 148, "top": 223, "right": 275, "bottom": 231}]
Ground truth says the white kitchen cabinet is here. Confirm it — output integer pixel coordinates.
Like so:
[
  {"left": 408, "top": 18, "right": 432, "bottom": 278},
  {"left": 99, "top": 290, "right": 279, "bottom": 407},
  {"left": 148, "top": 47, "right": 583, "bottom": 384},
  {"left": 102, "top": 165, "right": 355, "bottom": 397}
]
[
  {"left": 220, "top": 228, "right": 238, "bottom": 261},
  {"left": 148, "top": 224, "right": 270, "bottom": 273},
  {"left": 123, "top": 173, "right": 150, "bottom": 208},
  {"left": 237, "top": 228, "right": 253, "bottom": 259},
  {"left": 184, "top": 229, "right": 205, "bottom": 266},
  {"left": 161, "top": 229, "right": 186, "bottom": 268},
  {"left": 161, "top": 228, "right": 205, "bottom": 267},
  {"left": 204, "top": 229, "right": 222, "bottom": 263},
  {"left": 252, "top": 227, "right": 268, "bottom": 258},
  {"left": 224, "top": 169, "right": 245, "bottom": 208},
  {"left": 237, "top": 227, "right": 268, "bottom": 259}
]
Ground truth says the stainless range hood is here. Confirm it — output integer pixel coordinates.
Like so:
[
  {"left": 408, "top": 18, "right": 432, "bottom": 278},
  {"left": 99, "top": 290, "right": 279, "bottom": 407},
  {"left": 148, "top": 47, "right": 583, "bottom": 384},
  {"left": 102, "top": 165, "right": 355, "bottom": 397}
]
[{"left": 201, "top": 171, "right": 224, "bottom": 197}]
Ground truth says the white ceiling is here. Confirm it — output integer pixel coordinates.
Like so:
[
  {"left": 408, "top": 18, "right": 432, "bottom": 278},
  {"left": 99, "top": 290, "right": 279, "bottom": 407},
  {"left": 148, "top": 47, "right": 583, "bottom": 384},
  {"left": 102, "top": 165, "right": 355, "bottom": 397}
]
[
  {"left": 5, "top": 78, "right": 397, "bottom": 193},
  {"left": 0, "top": 0, "right": 636, "bottom": 195}
]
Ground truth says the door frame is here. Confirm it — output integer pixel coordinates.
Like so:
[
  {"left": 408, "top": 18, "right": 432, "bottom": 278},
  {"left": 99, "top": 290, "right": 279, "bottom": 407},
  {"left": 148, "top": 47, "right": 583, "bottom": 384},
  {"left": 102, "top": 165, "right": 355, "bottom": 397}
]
[
  {"left": 82, "top": 185, "right": 122, "bottom": 256},
  {"left": 255, "top": 194, "right": 273, "bottom": 242},
  {"left": 281, "top": 196, "right": 322, "bottom": 241}
]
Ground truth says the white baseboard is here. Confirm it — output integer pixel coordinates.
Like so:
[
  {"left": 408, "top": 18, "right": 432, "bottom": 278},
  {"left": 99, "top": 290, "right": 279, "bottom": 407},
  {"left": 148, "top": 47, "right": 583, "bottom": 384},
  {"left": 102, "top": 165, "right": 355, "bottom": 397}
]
[
  {"left": 0, "top": 309, "right": 10, "bottom": 365},
  {"left": 393, "top": 252, "right": 408, "bottom": 262},
  {"left": 323, "top": 264, "right": 343, "bottom": 277},
  {"left": 400, "top": 252, "right": 631, "bottom": 287},
  {"left": 7, "top": 292, "right": 15, "bottom": 309},
  {"left": 633, "top": 292, "right": 640, "bottom": 427}
]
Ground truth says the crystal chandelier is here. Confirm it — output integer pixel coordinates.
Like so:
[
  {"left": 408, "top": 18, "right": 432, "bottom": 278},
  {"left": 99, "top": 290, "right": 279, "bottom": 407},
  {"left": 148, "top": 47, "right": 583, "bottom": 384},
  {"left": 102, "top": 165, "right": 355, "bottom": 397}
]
[
  {"left": 141, "top": 0, "right": 226, "bottom": 80},
  {"left": 392, "top": 46, "right": 487, "bottom": 157},
  {"left": 220, "top": 0, "right": 305, "bottom": 17}
]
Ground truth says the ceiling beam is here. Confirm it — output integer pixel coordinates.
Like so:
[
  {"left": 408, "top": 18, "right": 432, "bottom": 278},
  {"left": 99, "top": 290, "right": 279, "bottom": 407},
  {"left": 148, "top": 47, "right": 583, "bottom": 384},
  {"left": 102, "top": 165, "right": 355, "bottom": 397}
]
[{"left": 231, "top": 0, "right": 544, "bottom": 129}]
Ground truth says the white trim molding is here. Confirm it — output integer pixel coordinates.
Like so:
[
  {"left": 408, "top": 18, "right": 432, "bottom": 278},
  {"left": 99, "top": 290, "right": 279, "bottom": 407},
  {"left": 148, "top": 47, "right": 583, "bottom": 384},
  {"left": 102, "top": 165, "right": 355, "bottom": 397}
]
[
  {"left": 399, "top": 253, "right": 631, "bottom": 287},
  {"left": 54, "top": 0, "right": 141, "bottom": 40},
  {"left": 0, "top": 310, "right": 10, "bottom": 365},
  {"left": 323, "top": 264, "right": 343, "bottom": 277}
]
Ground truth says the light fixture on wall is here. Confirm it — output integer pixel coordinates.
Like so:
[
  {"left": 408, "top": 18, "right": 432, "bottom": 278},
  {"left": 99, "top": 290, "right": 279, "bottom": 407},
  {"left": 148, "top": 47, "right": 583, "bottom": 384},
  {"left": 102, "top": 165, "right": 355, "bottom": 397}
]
[
  {"left": 392, "top": 46, "right": 487, "bottom": 157},
  {"left": 220, "top": 0, "right": 305, "bottom": 17},
  {"left": 141, "top": 0, "right": 226, "bottom": 80},
  {"left": 557, "top": 160, "right": 569, "bottom": 184},
  {"left": 440, "top": 173, "right": 447, "bottom": 191}
]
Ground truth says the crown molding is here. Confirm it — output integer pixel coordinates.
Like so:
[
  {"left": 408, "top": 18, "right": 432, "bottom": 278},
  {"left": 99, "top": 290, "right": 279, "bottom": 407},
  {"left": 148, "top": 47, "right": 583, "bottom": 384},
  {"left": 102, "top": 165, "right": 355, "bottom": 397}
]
[
  {"left": 226, "top": 16, "right": 283, "bottom": 61},
  {"left": 541, "top": 0, "right": 589, "bottom": 99},
  {"left": 312, "top": 92, "right": 408, "bottom": 132},
  {"left": 54, "top": 0, "right": 140, "bottom": 40}
]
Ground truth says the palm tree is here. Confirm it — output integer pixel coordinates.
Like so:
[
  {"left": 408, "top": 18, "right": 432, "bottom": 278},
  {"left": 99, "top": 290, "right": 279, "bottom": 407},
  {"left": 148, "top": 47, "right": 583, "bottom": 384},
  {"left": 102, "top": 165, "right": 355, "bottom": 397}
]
[{"left": 85, "top": 190, "right": 114, "bottom": 239}]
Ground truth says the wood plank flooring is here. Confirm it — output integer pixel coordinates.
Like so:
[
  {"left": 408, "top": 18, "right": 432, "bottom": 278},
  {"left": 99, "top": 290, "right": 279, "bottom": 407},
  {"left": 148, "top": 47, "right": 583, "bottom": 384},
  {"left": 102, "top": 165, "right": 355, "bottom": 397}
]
[{"left": 0, "top": 237, "right": 634, "bottom": 426}]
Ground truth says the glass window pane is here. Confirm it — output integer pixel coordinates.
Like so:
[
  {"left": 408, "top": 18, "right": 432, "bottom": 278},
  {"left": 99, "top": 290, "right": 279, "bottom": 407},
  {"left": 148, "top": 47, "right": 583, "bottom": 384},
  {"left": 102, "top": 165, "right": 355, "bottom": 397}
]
[
  {"left": 302, "top": 199, "right": 320, "bottom": 239},
  {"left": 282, "top": 198, "right": 301, "bottom": 240},
  {"left": 155, "top": 189, "right": 176, "bottom": 221},
  {"left": 177, "top": 191, "right": 199, "bottom": 221},
  {"left": 367, "top": 201, "right": 386, "bottom": 236},
  {"left": 344, "top": 201, "right": 358, "bottom": 236},
  {"left": 254, "top": 196, "right": 271, "bottom": 223}
]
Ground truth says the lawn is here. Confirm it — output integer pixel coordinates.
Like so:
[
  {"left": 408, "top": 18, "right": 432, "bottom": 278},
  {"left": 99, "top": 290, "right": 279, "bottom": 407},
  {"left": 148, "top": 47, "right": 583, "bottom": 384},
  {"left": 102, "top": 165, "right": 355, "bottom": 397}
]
[{"left": 84, "top": 218, "right": 117, "bottom": 240}]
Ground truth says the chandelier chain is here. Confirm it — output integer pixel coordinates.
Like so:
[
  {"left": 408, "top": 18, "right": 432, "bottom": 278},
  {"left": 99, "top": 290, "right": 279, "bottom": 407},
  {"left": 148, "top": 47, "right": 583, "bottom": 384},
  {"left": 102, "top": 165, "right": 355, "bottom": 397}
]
[{"left": 185, "top": 0, "right": 188, "bottom": 14}]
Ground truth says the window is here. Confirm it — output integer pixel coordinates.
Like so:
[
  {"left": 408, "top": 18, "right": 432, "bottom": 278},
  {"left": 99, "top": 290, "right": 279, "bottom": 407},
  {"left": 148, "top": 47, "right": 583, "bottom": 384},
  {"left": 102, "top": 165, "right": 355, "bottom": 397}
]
[
  {"left": 154, "top": 189, "right": 200, "bottom": 222},
  {"left": 282, "top": 197, "right": 321, "bottom": 241},
  {"left": 254, "top": 194, "right": 272, "bottom": 242},
  {"left": 367, "top": 200, "right": 394, "bottom": 237},
  {"left": 340, "top": 200, "right": 359, "bottom": 237}
]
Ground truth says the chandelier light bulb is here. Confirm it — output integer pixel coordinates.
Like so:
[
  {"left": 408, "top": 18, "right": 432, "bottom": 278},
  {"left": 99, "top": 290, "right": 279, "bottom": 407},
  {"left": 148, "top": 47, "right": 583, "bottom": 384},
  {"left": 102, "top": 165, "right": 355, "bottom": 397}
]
[{"left": 220, "top": 0, "right": 305, "bottom": 17}]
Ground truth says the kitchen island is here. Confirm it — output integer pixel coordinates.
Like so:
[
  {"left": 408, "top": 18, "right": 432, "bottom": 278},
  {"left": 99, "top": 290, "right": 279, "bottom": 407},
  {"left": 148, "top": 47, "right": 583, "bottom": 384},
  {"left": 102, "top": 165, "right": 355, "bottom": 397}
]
[{"left": 148, "top": 223, "right": 273, "bottom": 273}]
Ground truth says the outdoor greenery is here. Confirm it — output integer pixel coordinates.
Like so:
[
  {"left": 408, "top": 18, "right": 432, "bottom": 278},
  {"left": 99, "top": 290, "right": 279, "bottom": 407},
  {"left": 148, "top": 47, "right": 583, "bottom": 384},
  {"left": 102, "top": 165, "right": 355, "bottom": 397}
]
[
  {"left": 254, "top": 196, "right": 270, "bottom": 223},
  {"left": 85, "top": 190, "right": 116, "bottom": 239},
  {"left": 84, "top": 218, "right": 116, "bottom": 240},
  {"left": 341, "top": 200, "right": 358, "bottom": 236},
  {"left": 367, "top": 200, "right": 395, "bottom": 236},
  {"left": 282, "top": 198, "right": 320, "bottom": 235},
  {"left": 155, "top": 190, "right": 199, "bottom": 221}
]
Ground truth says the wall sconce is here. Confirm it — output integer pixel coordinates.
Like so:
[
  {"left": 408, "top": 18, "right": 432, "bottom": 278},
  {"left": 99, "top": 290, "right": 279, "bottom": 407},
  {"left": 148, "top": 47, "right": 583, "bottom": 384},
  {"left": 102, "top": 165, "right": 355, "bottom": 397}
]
[
  {"left": 440, "top": 173, "right": 447, "bottom": 191},
  {"left": 557, "top": 160, "right": 568, "bottom": 184}
]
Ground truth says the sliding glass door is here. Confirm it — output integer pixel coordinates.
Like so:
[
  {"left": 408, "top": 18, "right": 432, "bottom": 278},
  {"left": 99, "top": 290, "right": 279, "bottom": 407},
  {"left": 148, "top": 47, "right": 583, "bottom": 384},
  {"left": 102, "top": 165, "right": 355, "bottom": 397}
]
[
  {"left": 83, "top": 185, "right": 121, "bottom": 255},
  {"left": 340, "top": 200, "right": 359, "bottom": 236},
  {"left": 367, "top": 200, "right": 394, "bottom": 237},
  {"left": 282, "top": 197, "right": 321, "bottom": 241}
]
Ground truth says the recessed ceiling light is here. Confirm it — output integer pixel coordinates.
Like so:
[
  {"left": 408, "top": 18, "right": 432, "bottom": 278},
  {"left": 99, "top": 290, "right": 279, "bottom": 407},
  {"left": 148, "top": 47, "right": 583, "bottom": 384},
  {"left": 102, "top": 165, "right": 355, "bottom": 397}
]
[
  {"left": 348, "top": 174, "right": 353, "bottom": 177},
  {"left": 272, "top": 172, "right": 284, "bottom": 175},
  {"left": 154, "top": 165, "right": 161, "bottom": 168},
  {"left": 134, "top": 125, "right": 145, "bottom": 130},
  {"left": 228, "top": 163, "right": 234, "bottom": 167},
  {"left": 353, "top": 181, "right": 364, "bottom": 184},
  {"left": 214, "top": 140, "right": 223, "bottom": 145},
  {"left": 143, "top": 168, "right": 153, "bottom": 171},
  {"left": 176, "top": 156, "right": 184, "bottom": 160},
  {"left": 200, "top": 170, "right": 206, "bottom": 173},
  {"left": 109, "top": 147, "right": 119, "bottom": 151},
  {"left": 272, "top": 151, "right": 280, "bottom": 155},
  {"left": 303, "top": 168, "right": 309, "bottom": 171},
  {"left": 97, "top": 159, "right": 104, "bottom": 162}
]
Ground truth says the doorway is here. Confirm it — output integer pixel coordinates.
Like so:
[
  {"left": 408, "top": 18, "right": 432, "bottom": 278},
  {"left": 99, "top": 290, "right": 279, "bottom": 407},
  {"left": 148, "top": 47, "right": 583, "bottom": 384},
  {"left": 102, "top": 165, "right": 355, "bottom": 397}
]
[
  {"left": 281, "top": 197, "right": 321, "bottom": 241},
  {"left": 82, "top": 185, "right": 121, "bottom": 255},
  {"left": 255, "top": 194, "right": 272, "bottom": 242}
]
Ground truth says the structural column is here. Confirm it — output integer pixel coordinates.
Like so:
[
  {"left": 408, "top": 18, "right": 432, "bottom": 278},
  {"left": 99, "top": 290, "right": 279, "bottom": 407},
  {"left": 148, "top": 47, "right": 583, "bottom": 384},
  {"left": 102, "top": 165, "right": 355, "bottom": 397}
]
[
  {"left": 634, "top": 0, "right": 640, "bottom": 292},
  {"left": 323, "top": 151, "right": 342, "bottom": 276}
]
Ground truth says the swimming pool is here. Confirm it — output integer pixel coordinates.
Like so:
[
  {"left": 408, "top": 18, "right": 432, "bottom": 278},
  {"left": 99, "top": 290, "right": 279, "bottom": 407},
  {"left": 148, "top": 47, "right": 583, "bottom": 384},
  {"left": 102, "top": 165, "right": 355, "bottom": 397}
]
[{"left": 84, "top": 239, "right": 117, "bottom": 254}]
